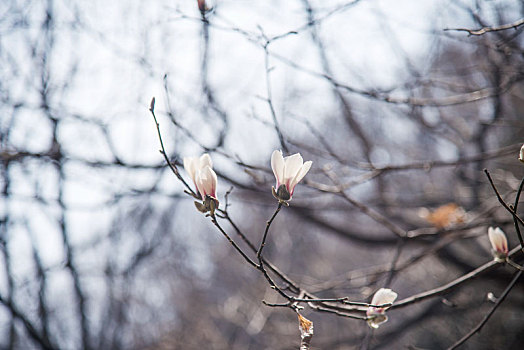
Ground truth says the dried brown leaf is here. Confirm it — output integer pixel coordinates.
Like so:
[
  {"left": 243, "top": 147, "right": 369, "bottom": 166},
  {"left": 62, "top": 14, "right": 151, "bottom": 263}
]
[{"left": 423, "top": 203, "right": 466, "bottom": 228}]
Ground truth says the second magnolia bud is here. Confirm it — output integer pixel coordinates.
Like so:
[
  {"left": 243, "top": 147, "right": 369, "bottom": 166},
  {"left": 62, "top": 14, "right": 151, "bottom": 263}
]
[{"left": 487, "top": 227, "right": 508, "bottom": 262}]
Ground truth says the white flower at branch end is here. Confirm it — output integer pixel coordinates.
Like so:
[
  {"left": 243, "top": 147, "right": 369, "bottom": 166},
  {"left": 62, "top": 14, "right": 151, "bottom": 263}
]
[
  {"left": 488, "top": 227, "right": 508, "bottom": 262},
  {"left": 519, "top": 144, "right": 524, "bottom": 163},
  {"left": 366, "top": 288, "right": 398, "bottom": 329},
  {"left": 271, "top": 150, "right": 312, "bottom": 202},
  {"left": 184, "top": 154, "right": 219, "bottom": 215}
]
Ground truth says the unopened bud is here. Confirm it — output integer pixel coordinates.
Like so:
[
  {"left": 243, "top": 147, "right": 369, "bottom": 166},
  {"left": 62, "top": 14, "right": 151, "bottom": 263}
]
[{"left": 488, "top": 227, "right": 508, "bottom": 262}]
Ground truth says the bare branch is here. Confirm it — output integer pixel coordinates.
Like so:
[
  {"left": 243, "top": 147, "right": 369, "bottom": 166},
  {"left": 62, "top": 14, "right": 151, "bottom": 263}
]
[
  {"left": 444, "top": 18, "right": 524, "bottom": 36},
  {"left": 447, "top": 270, "right": 522, "bottom": 349}
]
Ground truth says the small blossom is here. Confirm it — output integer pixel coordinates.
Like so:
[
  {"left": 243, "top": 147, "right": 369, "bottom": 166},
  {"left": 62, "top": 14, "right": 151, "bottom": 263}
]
[
  {"left": 184, "top": 153, "right": 213, "bottom": 195},
  {"left": 367, "top": 288, "right": 397, "bottom": 329},
  {"left": 184, "top": 154, "right": 218, "bottom": 214},
  {"left": 519, "top": 144, "right": 524, "bottom": 163},
  {"left": 488, "top": 227, "right": 508, "bottom": 262},
  {"left": 271, "top": 150, "right": 312, "bottom": 202}
]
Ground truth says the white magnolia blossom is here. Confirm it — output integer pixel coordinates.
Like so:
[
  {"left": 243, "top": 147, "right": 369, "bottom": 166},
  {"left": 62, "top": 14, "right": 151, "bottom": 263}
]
[
  {"left": 184, "top": 153, "right": 213, "bottom": 194},
  {"left": 519, "top": 144, "right": 524, "bottom": 163},
  {"left": 488, "top": 227, "right": 508, "bottom": 261},
  {"left": 195, "top": 165, "right": 218, "bottom": 200},
  {"left": 367, "top": 288, "right": 398, "bottom": 329},
  {"left": 271, "top": 150, "right": 312, "bottom": 201}
]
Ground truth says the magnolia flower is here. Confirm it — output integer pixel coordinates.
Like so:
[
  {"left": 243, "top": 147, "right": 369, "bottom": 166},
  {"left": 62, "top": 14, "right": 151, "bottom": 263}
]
[
  {"left": 488, "top": 227, "right": 508, "bottom": 262},
  {"left": 367, "top": 288, "right": 398, "bottom": 329},
  {"left": 184, "top": 154, "right": 213, "bottom": 195},
  {"left": 271, "top": 150, "right": 312, "bottom": 201},
  {"left": 184, "top": 154, "right": 218, "bottom": 214},
  {"left": 519, "top": 144, "right": 524, "bottom": 163}
]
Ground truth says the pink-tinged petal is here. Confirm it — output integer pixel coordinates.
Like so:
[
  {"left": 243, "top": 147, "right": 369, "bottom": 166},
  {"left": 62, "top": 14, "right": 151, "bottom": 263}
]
[
  {"left": 283, "top": 153, "right": 303, "bottom": 183},
  {"left": 195, "top": 170, "right": 206, "bottom": 199},
  {"left": 199, "top": 153, "right": 213, "bottom": 169},
  {"left": 289, "top": 160, "right": 312, "bottom": 194},
  {"left": 271, "top": 150, "right": 285, "bottom": 187},
  {"left": 197, "top": 166, "right": 217, "bottom": 200},
  {"left": 208, "top": 166, "right": 218, "bottom": 198}
]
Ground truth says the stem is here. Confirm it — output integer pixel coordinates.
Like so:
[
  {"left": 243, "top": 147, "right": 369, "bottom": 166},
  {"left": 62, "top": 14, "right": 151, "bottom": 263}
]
[
  {"left": 484, "top": 169, "right": 524, "bottom": 227},
  {"left": 257, "top": 202, "right": 283, "bottom": 260},
  {"left": 506, "top": 258, "right": 524, "bottom": 271},
  {"left": 393, "top": 245, "right": 522, "bottom": 309},
  {"left": 511, "top": 176, "right": 524, "bottom": 249},
  {"left": 447, "top": 270, "right": 522, "bottom": 349},
  {"left": 148, "top": 98, "right": 198, "bottom": 198},
  {"left": 210, "top": 216, "right": 258, "bottom": 268}
]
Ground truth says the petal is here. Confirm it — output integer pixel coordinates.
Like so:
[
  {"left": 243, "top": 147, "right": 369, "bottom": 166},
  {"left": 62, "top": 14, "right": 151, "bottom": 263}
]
[
  {"left": 488, "top": 227, "right": 498, "bottom": 246},
  {"left": 195, "top": 170, "right": 205, "bottom": 199},
  {"left": 208, "top": 167, "right": 218, "bottom": 197},
  {"left": 271, "top": 150, "right": 284, "bottom": 186},
  {"left": 489, "top": 227, "right": 508, "bottom": 253},
  {"left": 198, "top": 166, "right": 217, "bottom": 199},
  {"left": 283, "top": 153, "right": 303, "bottom": 182},
  {"left": 371, "top": 288, "right": 398, "bottom": 306},
  {"left": 289, "top": 160, "right": 312, "bottom": 190},
  {"left": 199, "top": 153, "right": 213, "bottom": 170},
  {"left": 183, "top": 157, "right": 197, "bottom": 182}
]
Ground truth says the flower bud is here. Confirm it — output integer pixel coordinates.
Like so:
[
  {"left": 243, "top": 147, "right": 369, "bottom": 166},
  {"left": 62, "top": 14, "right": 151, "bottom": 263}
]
[
  {"left": 366, "top": 288, "right": 397, "bottom": 329},
  {"left": 184, "top": 153, "right": 213, "bottom": 197},
  {"left": 184, "top": 154, "right": 219, "bottom": 214},
  {"left": 488, "top": 227, "right": 508, "bottom": 262}
]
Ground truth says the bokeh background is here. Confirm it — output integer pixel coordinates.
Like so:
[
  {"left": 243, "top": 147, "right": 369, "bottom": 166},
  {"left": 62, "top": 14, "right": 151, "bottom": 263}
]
[{"left": 1, "top": 0, "right": 523, "bottom": 349}]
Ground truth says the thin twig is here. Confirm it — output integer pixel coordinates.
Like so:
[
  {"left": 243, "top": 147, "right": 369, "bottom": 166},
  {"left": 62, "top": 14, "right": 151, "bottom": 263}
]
[
  {"left": 323, "top": 168, "right": 407, "bottom": 238},
  {"left": 290, "top": 297, "right": 392, "bottom": 308},
  {"left": 447, "top": 270, "right": 522, "bottom": 349},
  {"left": 255, "top": 202, "right": 295, "bottom": 302},
  {"left": 221, "top": 212, "right": 300, "bottom": 294},
  {"left": 148, "top": 97, "right": 197, "bottom": 198},
  {"left": 444, "top": 18, "right": 524, "bottom": 36},
  {"left": 484, "top": 169, "right": 524, "bottom": 227},
  {"left": 510, "top": 176, "right": 524, "bottom": 249},
  {"left": 505, "top": 258, "right": 524, "bottom": 271},
  {"left": 262, "top": 37, "right": 289, "bottom": 153},
  {"left": 0, "top": 294, "right": 55, "bottom": 350},
  {"left": 392, "top": 246, "right": 522, "bottom": 309},
  {"left": 210, "top": 215, "right": 258, "bottom": 268},
  {"left": 257, "top": 202, "right": 283, "bottom": 260}
]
